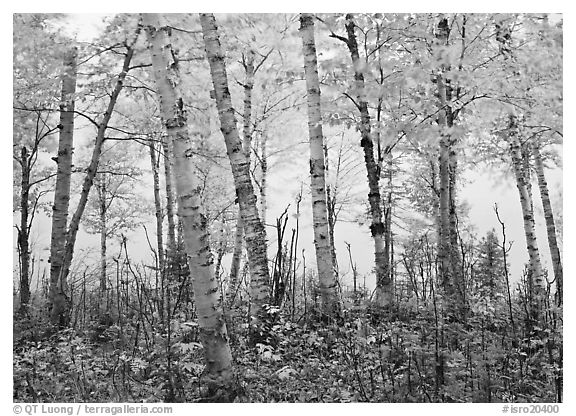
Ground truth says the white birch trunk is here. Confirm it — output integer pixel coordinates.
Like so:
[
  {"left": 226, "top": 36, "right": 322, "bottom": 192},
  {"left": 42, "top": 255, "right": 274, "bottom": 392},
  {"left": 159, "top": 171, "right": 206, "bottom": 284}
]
[
  {"left": 49, "top": 46, "right": 77, "bottom": 326},
  {"left": 507, "top": 116, "right": 545, "bottom": 321},
  {"left": 200, "top": 13, "right": 271, "bottom": 332},
  {"left": 300, "top": 13, "right": 341, "bottom": 318},
  {"left": 144, "top": 13, "right": 234, "bottom": 399},
  {"left": 533, "top": 142, "right": 562, "bottom": 305}
]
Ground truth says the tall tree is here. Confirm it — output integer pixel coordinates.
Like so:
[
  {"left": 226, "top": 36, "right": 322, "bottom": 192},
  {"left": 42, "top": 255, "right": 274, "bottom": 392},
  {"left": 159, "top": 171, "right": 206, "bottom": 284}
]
[
  {"left": 532, "top": 141, "right": 562, "bottom": 306},
  {"left": 144, "top": 13, "right": 235, "bottom": 399},
  {"left": 48, "top": 46, "right": 77, "bottom": 326},
  {"left": 227, "top": 48, "right": 256, "bottom": 308},
  {"left": 299, "top": 13, "right": 341, "bottom": 318},
  {"left": 53, "top": 25, "right": 141, "bottom": 327},
  {"left": 329, "top": 14, "right": 392, "bottom": 308},
  {"left": 200, "top": 13, "right": 271, "bottom": 335},
  {"left": 434, "top": 16, "right": 464, "bottom": 317},
  {"left": 506, "top": 115, "right": 545, "bottom": 323}
]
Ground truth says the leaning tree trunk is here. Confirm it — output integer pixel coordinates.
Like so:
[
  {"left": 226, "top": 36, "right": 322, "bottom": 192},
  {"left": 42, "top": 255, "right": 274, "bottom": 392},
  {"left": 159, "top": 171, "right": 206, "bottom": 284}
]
[
  {"left": 54, "top": 29, "right": 140, "bottom": 328},
  {"left": 49, "top": 46, "right": 77, "bottom": 326},
  {"left": 18, "top": 146, "right": 31, "bottom": 314},
  {"left": 200, "top": 13, "right": 271, "bottom": 334},
  {"left": 227, "top": 49, "right": 256, "bottom": 308},
  {"left": 299, "top": 13, "right": 341, "bottom": 318},
  {"left": 532, "top": 142, "right": 563, "bottom": 306},
  {"left": 507, "top": 116, "right": 545, "bottom": 324},
  {"left": 144, "top": 13, "right": 234, "bottom": 400}
]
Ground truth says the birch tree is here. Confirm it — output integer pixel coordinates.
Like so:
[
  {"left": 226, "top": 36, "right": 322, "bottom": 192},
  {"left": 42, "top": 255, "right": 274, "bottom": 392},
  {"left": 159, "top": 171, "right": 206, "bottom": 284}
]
[
  {"left": 507, "top": 115, "right": 545, "bottom": 323},
  {"left": 52, "top": 25, "right": 141, "bottom": 327},
  {"left": 299, "top": 13, "right": 341, "bottom": 318},
  {"left": 48, "top": 46, "right": 77, "bottom": 326},
  {"left": 200, "top": 13, "right": 271, "bottom": 335},
  {"left": 532, "top": 142, "right": 562, "bottom": 305},
  {"left": 329, "top": 14, "right": 392, "bottom": 308},
  {"left": 144, "top": 13, "right": 235, "bottom": 399}
]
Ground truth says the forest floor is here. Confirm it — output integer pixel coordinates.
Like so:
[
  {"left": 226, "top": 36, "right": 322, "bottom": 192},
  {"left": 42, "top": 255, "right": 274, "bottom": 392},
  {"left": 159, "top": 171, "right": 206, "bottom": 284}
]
[{"left": 13, "top": 303, "right": 560, "bottom": 403}]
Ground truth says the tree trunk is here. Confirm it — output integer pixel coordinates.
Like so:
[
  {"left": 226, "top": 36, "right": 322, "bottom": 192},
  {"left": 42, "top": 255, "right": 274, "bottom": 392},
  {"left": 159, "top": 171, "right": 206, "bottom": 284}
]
[
  {"left": 149, "top": 142, "right": 165, "bottom": 271},
  {"left": 434, "top": 17, "right": 464, "bottom": 317},
  {"left": 342, "top": 14, "right": 391, "bottom": 307},
  {"left": 227, "top": 49, "right": 256, "bottom": 308},
  {"left": 259, "top": 133, "right": 268, "bottom": 228},
  {"left": 226, "top": 214, "right": 243, "bottom": 308},
  {"left": 162, "top": 136, "right": 177, "bottom": 256},
  {"left": 299, "top": 13, "right": 341, "bottom": 318},
  {"left": 18, "top": 146, "right": 31, "bottom": 314},
  {"left": 507, "top": 115, "right": 545, "bottom": 323},
  {"left": 324, "top": 141, "right": 339, "bottom": 280},
  {"left": 533, "top": 142, "right": 562, "bottom": 306},
  {"left": 144, "top": 13, "right": 234, "bottom": 400},
  {"left": 96, "top": 176, "right": 108, "bottom": 293},
  {"left": 54, "top": 30, "right": 139, "bottom": 328},
  {"left": 49, "top": 46, "right": 77, "bottom": 326},
  {"left": 200, "top": 13, "right": 271, "bottom": 334}
]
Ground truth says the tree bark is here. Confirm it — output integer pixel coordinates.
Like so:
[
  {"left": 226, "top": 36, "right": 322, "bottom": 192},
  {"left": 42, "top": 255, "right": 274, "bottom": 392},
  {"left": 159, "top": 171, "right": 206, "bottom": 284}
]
[
  {"left": 227, "top": 49, "right": 255, "bottom": 308},
  {"left": 434, "top": 17, "right": 464, "bottom": 317},
  {"left": 259, "top": 134, "right": 268, "bottom": 227},
  {"left": 532, "top": 142, "right": 562, "bottom": 306},
  {"left": 507, "top": 115, "right": 545, "bottom": 322},
  {"left": 341, "top": 14, "right": 391, "bottom": 307},
  {"left": 54, "top": 30, "right": 140, "bottom": 328},
  {"left": 200, "top": 13, "right": 271, "bottom": 332},
  {"left": 161, "top": 136, "right": 177, "bottom": 256},
  {"left": 149, "top": 142, "right": 165, "bottom": 271},
  {"left": 299, "top": 13, "right": 341, "bottom": 318},
  {"left": 96, "top": 175, "right": 108, "bottom": 293},
  {"left": 49, "top": 46, "right": 77, "bottom": 326},
  {"left": 144, "top": 13, "right": 234, "bottom": 399},
  {"left": 18, "top": 146, "right": 31, "bottom": 314}
]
